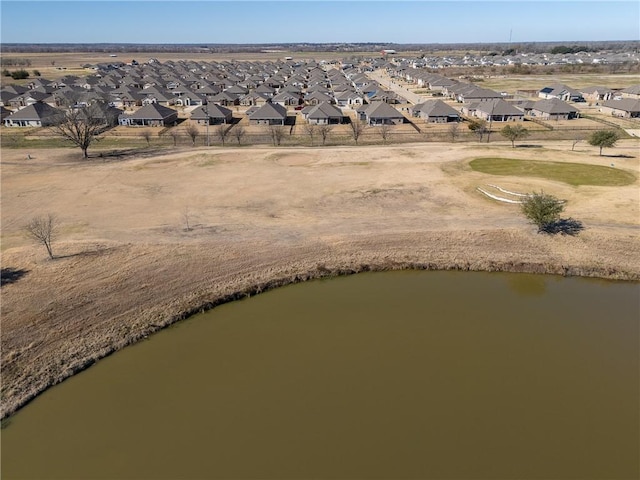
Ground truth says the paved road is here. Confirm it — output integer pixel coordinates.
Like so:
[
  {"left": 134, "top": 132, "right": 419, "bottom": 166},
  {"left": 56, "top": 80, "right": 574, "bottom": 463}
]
[{"left": 366, "top": 70, "right": 427, "bottom": 105}]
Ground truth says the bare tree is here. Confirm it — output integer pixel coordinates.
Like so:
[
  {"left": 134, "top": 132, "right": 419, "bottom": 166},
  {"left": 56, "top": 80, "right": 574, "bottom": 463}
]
[
  {"left": 25, "top": 213, "right": 57, "bottom": 259},
  {"left": 350, "top": 119, "right": 367, "bottom": 145},
  {"left": 181, "top": 205, "right": 192, "bottom": 231},
  {"left": 267, "top": 124, "right": 287, "bottom": 146},
  {"left": 317, "top": 124, "right": 333, "bottom": 145},
  {"left": 50, "top": 102, "right": 113, "bottom": 158},
  {"left": 304, "top": 123, "right": 317, "bottom": 146},
  {"left": 571, "top": 135, "right": 582, "bottom": 151},
  {"left": 378, "top": 123, "right": 393, "bottom": 144},
  {"left": 140, "top": 130, "right": 152, "bottom": 146},
  {"left": 167, "top": 129, "right": 180, "bottom": 146},
  {"left": 215, "top": 123, "right": 230, "bottom": 146},
  {"left": 232, "top": 124, "right": 246, "bottom": 145},
  {"left": 185, "top": 124, "right": 200, "bottom": 146},
  {"left": 447, "top": 122, "right": 460, "bottom": 143}
]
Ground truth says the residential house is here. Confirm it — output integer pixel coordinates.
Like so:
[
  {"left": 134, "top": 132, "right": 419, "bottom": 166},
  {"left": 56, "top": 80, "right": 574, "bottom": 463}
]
[
  {"left": 410, "top": 100, "right": 460, "bottom": 123},
  {"left": 272, "top": 92, "right": 301, "bottom": 107},
  {"left": 304, "top": 91, "right": 333, "bottom": 105},
  {"left": 600, "top": 98, "right": 640, "bottom": 118},
  {"left": 538, "top": 84, "right": 584, "bottom": 102},
  {"left": 248, "top": 102, "right": 288, "bottom": 125},
  {"left": 527, "top": 98, "right": 579, "bottom": 120},
  {"left": 580, "top": 86, "right": 616, "bottom": 102},
  {"left": 357, "top": 101, "right": 405, "bottom": 125},
  {"left": 239, "top": 92, "right": 270, "bottom": 107},
  {"left": 302, "top": 102, "right": 345, "bottom": 125},
  {"left": 118, "top": 103, "right": 178, "bottom": 126},
  {"left": 463, "top": 99, "right": 524, "bottom": 122},
  {"left": 620, "top": 85, "right": 640, "bottom": 99},
  {"left": 209, "top": 91, "right": 240, "bottom": 106},
  {"left": 3, "top": 102, "right": 63, "bottom": 127},
  {"left": 334, "top": 90, "right": 365, "bottom": 107},
  {"left": 190, "top": 104, "right": 233, "bottom": 125}
]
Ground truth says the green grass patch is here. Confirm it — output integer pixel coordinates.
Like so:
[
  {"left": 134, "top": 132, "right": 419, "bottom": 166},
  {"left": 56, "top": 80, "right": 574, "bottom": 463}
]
[{"left": 469, "top": 157, "right": 636, "bottom": 186}]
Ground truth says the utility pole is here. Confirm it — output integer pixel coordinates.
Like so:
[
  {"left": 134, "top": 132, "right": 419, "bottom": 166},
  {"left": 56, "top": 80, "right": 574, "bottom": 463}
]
[
  {"left": 487, "top": 100, "right": 495, "bottom": 143},
  {"left": 204, "top": 99, "right": 210, "bottom": 147}
]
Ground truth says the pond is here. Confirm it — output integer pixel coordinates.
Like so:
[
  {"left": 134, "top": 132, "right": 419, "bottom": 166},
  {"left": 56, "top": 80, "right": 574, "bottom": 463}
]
[{"left": 2, "top": 271, "right": 638, "bottom": 479}]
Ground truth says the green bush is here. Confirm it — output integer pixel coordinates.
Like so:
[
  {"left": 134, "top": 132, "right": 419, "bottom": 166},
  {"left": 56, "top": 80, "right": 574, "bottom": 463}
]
[
  {"left": 521, "top": 191, "right": 564, "bottom": 231},
  {"left": 10, "top": 69, "right": 30, "bottom": 80}
]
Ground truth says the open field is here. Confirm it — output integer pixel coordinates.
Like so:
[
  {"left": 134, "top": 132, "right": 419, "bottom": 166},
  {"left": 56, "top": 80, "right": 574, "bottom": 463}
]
[
  {"left": 2, "top": 140, "right": 640, "bottom": 420},
  {"left": 478, "top": 73, "right": 640, "bottom": 93}
]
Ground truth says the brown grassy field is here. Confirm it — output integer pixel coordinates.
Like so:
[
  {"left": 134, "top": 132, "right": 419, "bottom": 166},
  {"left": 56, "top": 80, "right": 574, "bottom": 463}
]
[{"left": 2, "top": 140, "right": 639, "bottom": 419}]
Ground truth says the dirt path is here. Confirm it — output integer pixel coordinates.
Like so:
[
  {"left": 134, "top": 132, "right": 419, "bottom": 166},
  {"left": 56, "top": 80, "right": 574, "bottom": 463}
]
[{"left": 2, "top": 142, "right": 639, "bottom": 418}]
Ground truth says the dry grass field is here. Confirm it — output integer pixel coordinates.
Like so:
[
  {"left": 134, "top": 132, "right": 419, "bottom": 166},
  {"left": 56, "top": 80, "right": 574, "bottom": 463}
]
[{"left": 2, "top": 140, "right": 639, "bottom": 419}]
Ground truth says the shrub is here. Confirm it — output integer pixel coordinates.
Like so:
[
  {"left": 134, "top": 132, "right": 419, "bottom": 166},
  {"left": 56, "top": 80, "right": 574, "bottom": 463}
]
[
  {"left": 10, "top": 69, "right": 30, "bottom": 80},
  {"left": 521, "top": 191, "right": 565, "bottom": 232}
]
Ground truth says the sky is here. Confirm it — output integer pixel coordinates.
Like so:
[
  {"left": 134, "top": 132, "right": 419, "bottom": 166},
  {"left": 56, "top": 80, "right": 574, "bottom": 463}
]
[{"left": 1, "top": 0, "right": 638, "bottom": 44}]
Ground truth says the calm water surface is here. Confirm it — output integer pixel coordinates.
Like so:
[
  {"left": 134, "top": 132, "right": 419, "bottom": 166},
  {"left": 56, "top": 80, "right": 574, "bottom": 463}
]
[{"left": 2, "top": 271, "right": 639, "bottom": 479}]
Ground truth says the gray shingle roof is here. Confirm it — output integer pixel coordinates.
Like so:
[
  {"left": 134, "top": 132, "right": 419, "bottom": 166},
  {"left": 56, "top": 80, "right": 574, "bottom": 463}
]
[
  {"left": 413, "top": 99, "right": 459, "bottom": 117},
  {"left": 602, "top": 98, "right": 640, "bottom": 113},
  {"left": 5, "top": 102, "right": 62, "bottom": 121},
  {"left": 128, "top": 103, "right": 177, "bottom": 120},
  {"left": 363, "top": 101, "right": 404, "bottom": 120},
  {"left": 248, "top": 102, "right": 287, "bottom": 120},
  {"left": 531, "top": 98, "right": 578, "bottom": 114}
]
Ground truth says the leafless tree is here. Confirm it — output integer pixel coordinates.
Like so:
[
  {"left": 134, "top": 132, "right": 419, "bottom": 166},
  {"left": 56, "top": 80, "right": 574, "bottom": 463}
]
[
  {"left": 571, "top": 135, "right": 583, "bottom": 151},
  {"left": 168, "top": 129, "right": 180, "bottom": 146},
  {"left": 232, "top": 124, "right": 246, "bottom": 145},
  {"left": 185, "top": 124, "right": 200, "bottom": 146},
  {"left": 140, "top": 130, "right": 152, "bottom": 146},
  {"left": 50, "top": 102, "right": 114, "bottom": 158},
  {"left": 25, "top": 213, "right": 57, "bottom": 259},
  {"left": 215, "top": 123, "right": 230, "bottom": 146},
  {"left": 267, "top": 124, "right": 287, "bottom": 146},
  {"left": 304, "top": 123, "right": 317, "bottom": 146},
  {"left": 181, "top": 205, "right": 192, "bottom": 231},
  {"left": 317, "top": 124, "right": 333, "bottom": 145},
  {"left": 350, "top": 119, "right": 367, "bottom": 145},
  {"left": 447, "top": 122, "right": 460, "bottom": 143},
  {"left": 378, "top": 123, "right": 393, "bottom": 144}
]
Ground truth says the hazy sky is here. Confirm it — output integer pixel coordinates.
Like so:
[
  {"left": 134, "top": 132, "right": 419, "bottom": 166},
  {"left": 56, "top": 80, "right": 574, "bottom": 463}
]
[{"left": 1, "top": 1, "right": 638, "bottom": 44}]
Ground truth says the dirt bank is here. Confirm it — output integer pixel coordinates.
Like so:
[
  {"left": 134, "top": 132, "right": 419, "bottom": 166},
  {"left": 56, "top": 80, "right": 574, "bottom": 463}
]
[{"left": 2, "top": 142, "right": 639, "bottom": 419}]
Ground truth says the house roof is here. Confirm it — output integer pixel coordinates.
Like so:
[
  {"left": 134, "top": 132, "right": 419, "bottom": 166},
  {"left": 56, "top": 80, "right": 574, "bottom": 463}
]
[
  {"left": 602, "top": 98, "right": 640, "bottom": 113},
  {"left": 531, "top": 98, "right": 578, "bottom": 114},
  {"left": 5, "top": 102, "right": 62, "bottom": 121},
  {"left": 363, "top": 101, "right": 404, "bottom": 120},
  {"left": 471, "top": 99, "right": 523, "bottom": 116},
  {"left": 248, "top": 102, "right": 287, "bottom": 120},
  {"left": 190, "top": 104, "right": 232, "bottom": 120},
  {"left": 413, "top": 99, "right": 460, "bottom": 117},
  {"left": 580, "top": 86, "right": 615, "bottom": 95},
  {"left": 128, "top": 103, "right": 177, "bottom": 120},
  {"left": 305, "top": 101, "right": 344, "bottom": 120},
  {"left": 621, "top": 85, "right": 640, "bottom": 95},
  {"left": 539, "top": 83, "right": 582, "bottom": 97}
]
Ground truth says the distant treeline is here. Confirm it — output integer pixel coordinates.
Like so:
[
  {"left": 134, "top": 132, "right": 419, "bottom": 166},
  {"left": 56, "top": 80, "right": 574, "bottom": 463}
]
[
  {"left": 1, "top": 57, "right": 32, "bottom": 67},
  {"left": 1, "top": 41, "right": 638, "bottom": 54}
]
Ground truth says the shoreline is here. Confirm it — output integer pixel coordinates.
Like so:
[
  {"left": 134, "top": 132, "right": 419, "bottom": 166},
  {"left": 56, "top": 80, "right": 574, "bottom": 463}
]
[
  {"left": 2, "top": 142, "right": 638, "bottom": 420},
  {"left": 2, "top": 228, "right": 639, "bottom": 420}
]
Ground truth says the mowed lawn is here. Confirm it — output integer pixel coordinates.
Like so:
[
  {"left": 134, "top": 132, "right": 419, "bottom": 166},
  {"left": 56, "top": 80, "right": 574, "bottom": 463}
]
[{"left": 469, "top": 157, "right": 637, "bottom": 186}]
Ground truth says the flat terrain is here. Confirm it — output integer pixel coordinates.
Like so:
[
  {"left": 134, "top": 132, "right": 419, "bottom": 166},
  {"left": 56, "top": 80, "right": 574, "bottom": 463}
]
[{"left": 2, "top": 141, "right": 639, "bottom": 418}]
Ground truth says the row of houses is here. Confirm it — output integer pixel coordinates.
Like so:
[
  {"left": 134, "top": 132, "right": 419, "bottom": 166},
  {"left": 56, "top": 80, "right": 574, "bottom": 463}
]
[
  {"left": 2, "top": 58, "right": 415, "bottom": 127},
  {"left": 3, "top": 56, "right": 640, "bottom": 127}
]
